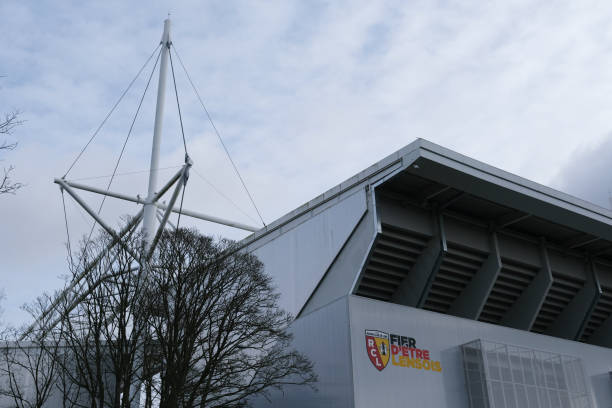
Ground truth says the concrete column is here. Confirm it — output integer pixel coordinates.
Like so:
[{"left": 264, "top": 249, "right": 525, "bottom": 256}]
[
  {"left": 501, "top": 239, "right": 552, "bottom": 331},
  {"left": 448, "top": 229, "right": 501, "bottom": 320},
  {"left": 589, "top": 312, "right": 612, "bottom": 348},
  {"left": 392, "top": 211, "right": 447, "bottom": 308},
  {"left": 546, "top": 259, "right": 602, "bottom": 340},
  {"left": 586, "top": 263, "right": 611, "bottom": 347}
]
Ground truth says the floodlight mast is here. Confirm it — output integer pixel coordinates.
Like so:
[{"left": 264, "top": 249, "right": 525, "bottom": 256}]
[
  {"left": 143, "top": 18, "right": 172, "bottom": 249},
  {"left": 23, "top": 19, "right": 260, "bottom": 339}
]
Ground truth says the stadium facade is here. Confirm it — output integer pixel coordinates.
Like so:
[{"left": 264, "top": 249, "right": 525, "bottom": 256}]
[{"left": 246, "top": 139, "right": 612, "bottom": 408}]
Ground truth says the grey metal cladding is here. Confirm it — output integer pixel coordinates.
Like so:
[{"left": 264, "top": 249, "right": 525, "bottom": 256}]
[
  {"left": 348, "top": 295, "right": 612, "bottom": 408},
  {"left": 241, "top": 138, "right": 612, "bottom": 347},
  {"left": 251, "top": 190, "right": 367, "bottom": 317},
  {"left": 299, "top": 206, "right": 376, "bottom": 317},
  {"left": 251, "top": 296, "right": 355, "bottom": 408}
]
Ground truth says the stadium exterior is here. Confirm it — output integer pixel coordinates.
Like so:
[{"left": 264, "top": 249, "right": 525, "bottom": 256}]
[{"left": 247, "top": 139, "right": 612, "bottom": 408}]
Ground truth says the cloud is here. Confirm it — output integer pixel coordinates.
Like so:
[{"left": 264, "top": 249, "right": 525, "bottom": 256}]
[
  {"left": 3, "top": 0, "right": 612, "bottom": 325},
  {"left": 552, "top": 134, "right": 612, "bottom": 210}
]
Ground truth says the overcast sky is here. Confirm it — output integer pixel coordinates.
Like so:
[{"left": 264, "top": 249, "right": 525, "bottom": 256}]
[{"left": 1, "top": 0, "right": 612, "bottom": 327}]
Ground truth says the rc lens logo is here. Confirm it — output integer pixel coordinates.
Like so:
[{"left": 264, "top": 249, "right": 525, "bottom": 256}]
[
  {"left": 365, "top": 330, "right": 389, "bottom": 371},
  {"left": 364, "top": 329, "right": 442, "bottom": 373}
]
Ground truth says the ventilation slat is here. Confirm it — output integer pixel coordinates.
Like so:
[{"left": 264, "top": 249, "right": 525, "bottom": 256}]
[
  {"left": 360, "top": 273, "right": 402, "bottom": 286},
  {"left": 360, "top": 278, "right": 396, "bottom": 292},
  {"left": 446, "top": 246, "right": 487, "bottom": 264},
  {"left": 580, "top": 286, "right": 612, "bottom": 342},
  {"left": 434, "top": 273, "right": 470, "bottom": 286},
  {"left": 374, "top": 247, "right": 419, "bottom": 263},
  {"left": 497, "top": 271, "right": 533, "bottom": 285},
  {"left": 356, "top": 287, "right": 392, "bottom": 300},
  {"left": 422, "top": 244, "right": 487, "bottom": 315},
  {"left": 370, "top": 255, "right": 412, "bottom": 272},
  {"left": 357, "top": 228, "right": 431, "bottom": 302},
  {"left": 442, "top": 256, "right": 481, "bottom": 272},
  {"left": 479, "top": 261, "right": 538, "bottom": 324}
]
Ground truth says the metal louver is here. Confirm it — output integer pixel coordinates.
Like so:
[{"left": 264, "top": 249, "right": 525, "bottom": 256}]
[
  {"left": 423, "top": 244, "right": 487, "bottom": 314},
  {"left": 479, "top": 260, "right": 538, "bottom": 325},
  {"left": 580, "top": 285, "right": 612, "bottom": 342},
  {"left": 355, "top": 224, "right": 429, "bottom": 301},
  {"left": 531, "top": 273, "right": 584, "bottom": 334}
]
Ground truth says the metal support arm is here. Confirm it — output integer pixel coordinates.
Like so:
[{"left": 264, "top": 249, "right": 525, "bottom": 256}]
[
  {"left": 546, "top": 259, "right": 602, "bottom": 340},
  {"left": 20, "top": 209, "right": 144, "bottom": 339},
  {"left": 154, "top": 203, "right": 258, "bottom": 232},
  {"left": 448, "top": 229, "right": 501, "bottom": 319},
  {"left": 147, "top": 165, "right": 188, "bottom": 257},
  {"left": 501, "top": 239, "right": 553, "bottom": 331},
  {"left": 56, "top": 165, "right": 184, "bottom": 207},
  {"left": 55, "top": 168, "right": 259, "bottom": 232},
  {"left": 57, "top": 179, "right": 141, "bottom": 261},
  {"left": 391, "top": 211, "right": 447, "bottom": 307}
]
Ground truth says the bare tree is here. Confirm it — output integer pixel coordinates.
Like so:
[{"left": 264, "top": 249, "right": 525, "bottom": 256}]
[
  {"left": 0, "top": 296, "right": 62, "bottom": 408},
  {"left": 144, "top": 229, "right": 316, "bottom": 408},
  {"left": 54, "top": 231, "right": 148, "bottom": 408},
  {"left": 4, "top": 227, "right": 316, "bottom": 408},
  {"left": 0, "top": 110, "right": 23, "bottom": 195}
]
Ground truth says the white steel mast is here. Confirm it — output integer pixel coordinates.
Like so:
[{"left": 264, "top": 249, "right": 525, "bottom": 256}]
[
  {"left": 27, "top": 18, "right": 259, "bottom": 338},
  {"left": 142, "top": 18, "right": 171, "bottom": 248}
]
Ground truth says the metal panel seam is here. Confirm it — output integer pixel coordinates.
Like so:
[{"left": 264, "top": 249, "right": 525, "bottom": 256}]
[
  {"left": 346, "top": 296, "right": 356, "bottom": 408},
  {"left": 348, "top": 154, "right": 421, "bottom": 295},
  {"left": 576, "top": 260, "right": 603, "bottom": 341},
  {"left": 349, "top": 188, "right": 379, "bottom": 295},
  {"left": 295, "top": 206, "right": 369, "bottom": 319},
  {"left": 241, "top": 158, "right": 405, "bottom": 250}
]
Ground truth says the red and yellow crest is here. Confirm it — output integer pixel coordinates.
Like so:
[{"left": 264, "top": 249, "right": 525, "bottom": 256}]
[{"left": 365, "top": 330, "right": 390, "bottom": 371}]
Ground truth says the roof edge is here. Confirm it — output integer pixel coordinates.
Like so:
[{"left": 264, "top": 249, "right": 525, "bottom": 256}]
[
  {"left": 417, "top": 139, "right": 612, "bottom": 223},
  {"left": 239, "top": 140, "right": 422, "bottom": 247},
  {"left": 240, "top": 138, "right": 612, "bottom": 247}
]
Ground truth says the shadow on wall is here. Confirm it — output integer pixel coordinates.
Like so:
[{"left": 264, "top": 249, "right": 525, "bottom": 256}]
[
  {"left": 590, "top": 372, "right": 612, "bottom": 408},
  {"left": 440, "top": 346, "right": 471, "bottom": 408},
  {"left": 552, "top": 134, "right": 612, "bottom": 210}
]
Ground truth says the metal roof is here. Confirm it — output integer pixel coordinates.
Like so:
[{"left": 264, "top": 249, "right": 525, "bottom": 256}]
[{"left": 242, "top": 138, "right": 612, "bottom": 253}]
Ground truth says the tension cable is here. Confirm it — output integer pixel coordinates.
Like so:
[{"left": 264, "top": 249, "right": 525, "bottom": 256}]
[
  {"left": 61, "top": 189, "right": 74, "bottom": 269},
  {"left": 172, "top": 45, "right": 267, "bottom": 227},
  {"left": 63, "top": 43, "right": 162, "bottom": 178},
  {"left": 80, "top": 47, "right": 162, "bottom": 257}
]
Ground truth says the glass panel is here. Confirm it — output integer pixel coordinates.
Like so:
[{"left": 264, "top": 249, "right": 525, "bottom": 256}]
[
  {"left": 514, "top": 384, "right": 528, "bottom": 408},
  {"left": 526, "top": 386, "right": 539, "bottom": 408},
  {"left": 553, "top": 359, "right": 567, "bottom": 389},
  {"left": 559, "top": 391, "right": 571, "bottom": 408},
  {"left": 461, "top": 340, "right": 592, "bottom": 408},
  {"left": 499, "top": 350, "right": 512, "bottom": 382},
  {"left": 510, "top": 354, "right": 524, "bottom": 384},
  {"left": 574, "top": 395, "right": 591, "bottom": 408},
  {"left": 492, "top": 381, "right": 506, "bottom": 408},
  {"left": 471, "top": 398, "right": 487, "bottom": 408},
  {"left": 503, "top": 382, "right": 517, "bottom": 408},
  {"left": 533, "top": 356, "right": 546, "bottom": 388},
  {"left": 538, "top": 387, "right": 551, "bottom": 408},
  {"left": 487, "top": 350, "right": 501, "bottom": 381},
  {"left": 470, "top": 380, "right": 485, "bottom": 399},
  {"left": 548, "top": 389, "right": 561, "bottom": 407},
  {"left": 543, "top": 360, "right": 556, "bottom": 388},
  {"left": 523, "top": 352, "right": 535, "bottom": 385}
]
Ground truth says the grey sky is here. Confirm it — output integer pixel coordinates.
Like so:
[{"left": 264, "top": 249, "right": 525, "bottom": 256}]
[
  {"left": 553, "top": 136, "right": 612, "bottom": 209},
  {"left": 1, "top": 0, "right": 612, "bottom": 326}
]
